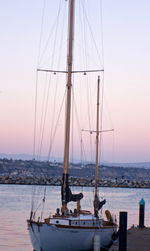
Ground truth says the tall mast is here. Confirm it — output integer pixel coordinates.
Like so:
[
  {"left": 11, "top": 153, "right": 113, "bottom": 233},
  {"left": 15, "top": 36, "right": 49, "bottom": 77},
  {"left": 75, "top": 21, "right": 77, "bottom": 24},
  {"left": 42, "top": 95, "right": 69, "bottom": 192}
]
[
  {"left": 94, "top": 76, "right": 100, "bottom": 216},
  {"left": 62, "top": 0, "right": 75, "bottom": 210}
]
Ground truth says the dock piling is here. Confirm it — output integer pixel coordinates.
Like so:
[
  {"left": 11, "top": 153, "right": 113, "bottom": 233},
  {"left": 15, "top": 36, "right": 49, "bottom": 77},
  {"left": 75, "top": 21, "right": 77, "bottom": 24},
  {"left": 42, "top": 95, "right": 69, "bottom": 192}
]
[
  {"left": 139, "top": 198, "right": 145, "bottom": 228},
  {"left": 119, "top": 211, "right": 127, "bottom": 251}
]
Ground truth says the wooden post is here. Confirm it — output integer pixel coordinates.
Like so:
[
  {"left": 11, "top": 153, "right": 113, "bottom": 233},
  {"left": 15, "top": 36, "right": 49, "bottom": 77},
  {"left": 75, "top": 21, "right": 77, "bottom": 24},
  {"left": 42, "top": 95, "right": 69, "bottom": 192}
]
[
  {"left": 119, "top": 211, "right": 127, "bottom": 251},
  {"left": 139, "top": 198, "right": 145, "bottom": 228}
]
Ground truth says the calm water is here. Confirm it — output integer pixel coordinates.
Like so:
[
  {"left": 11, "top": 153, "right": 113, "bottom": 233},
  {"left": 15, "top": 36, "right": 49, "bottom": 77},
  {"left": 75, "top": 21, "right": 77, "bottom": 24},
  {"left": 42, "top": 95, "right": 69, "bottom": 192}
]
[{"left": 0, "top": 184, "right": 150, "bottom": 251}]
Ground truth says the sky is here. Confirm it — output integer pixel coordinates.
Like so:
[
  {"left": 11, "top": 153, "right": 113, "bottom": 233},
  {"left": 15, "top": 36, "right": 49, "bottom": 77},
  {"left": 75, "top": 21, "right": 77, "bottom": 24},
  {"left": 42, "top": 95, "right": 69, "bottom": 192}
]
[{"left": 0, "top": 0, "right": 150, "bottom": 163}]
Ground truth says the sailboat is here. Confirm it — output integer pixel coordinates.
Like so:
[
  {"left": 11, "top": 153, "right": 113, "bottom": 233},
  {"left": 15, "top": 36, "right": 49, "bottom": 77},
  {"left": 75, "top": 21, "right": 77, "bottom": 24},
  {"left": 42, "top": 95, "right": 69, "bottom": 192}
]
[{"left": 27, "top": 1, "right": 117, "bottom": 250}]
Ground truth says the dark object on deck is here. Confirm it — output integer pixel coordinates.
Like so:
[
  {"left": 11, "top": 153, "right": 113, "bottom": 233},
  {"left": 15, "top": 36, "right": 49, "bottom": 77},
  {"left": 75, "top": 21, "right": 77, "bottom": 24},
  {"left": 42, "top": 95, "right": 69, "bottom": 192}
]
[
  {"left": 119, "top": 211, "right": 127, "bottom": 251},
  {"left": 56, "top": 208, "right": 60, "bottom": 215},
  {"left": 94, "top": 195, "right": 106, "bottom": 214},
  {"left": 139, "top": 198, "right": 145, "bottom": 228},
  {"left": 112, "top": 230, "right": 119, "bottom": 241},
  {"left": 98, "top": 199, "right": 106, "bottom": 210}
]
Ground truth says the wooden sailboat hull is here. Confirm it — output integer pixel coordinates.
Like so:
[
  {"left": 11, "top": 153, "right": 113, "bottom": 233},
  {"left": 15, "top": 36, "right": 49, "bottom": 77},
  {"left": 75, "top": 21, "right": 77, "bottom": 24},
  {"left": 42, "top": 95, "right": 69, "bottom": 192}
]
[{"left": 28, "top": 222, "right": 116, "bottom": 251}]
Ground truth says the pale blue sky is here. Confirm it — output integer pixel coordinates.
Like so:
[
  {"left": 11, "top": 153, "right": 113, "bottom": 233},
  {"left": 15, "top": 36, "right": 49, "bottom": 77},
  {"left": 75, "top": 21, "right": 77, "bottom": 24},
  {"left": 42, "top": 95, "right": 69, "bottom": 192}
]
[{"left": 0, "top": 0, "right": 150, "bottom": 163}]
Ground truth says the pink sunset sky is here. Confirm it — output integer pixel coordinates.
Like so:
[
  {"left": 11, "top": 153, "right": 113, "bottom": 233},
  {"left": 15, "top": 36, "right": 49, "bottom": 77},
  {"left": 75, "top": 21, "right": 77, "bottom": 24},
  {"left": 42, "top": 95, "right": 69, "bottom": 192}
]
[{"left": 0, "top": 0, "right": 150, "bottom": 163}]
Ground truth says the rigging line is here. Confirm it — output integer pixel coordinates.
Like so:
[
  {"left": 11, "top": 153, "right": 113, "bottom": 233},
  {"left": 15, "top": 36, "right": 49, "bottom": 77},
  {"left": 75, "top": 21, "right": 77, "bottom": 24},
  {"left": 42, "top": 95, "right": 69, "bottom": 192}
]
[
  {"left": 76, "top": 1, "right": 84, "bottom": 73},
  {"left": 82, "top": 10, "right": 93, "bottom": 162},
  {"left": 86, "top": 79, "right": 93, "bottom": 161},
  {"left": 48, "top": 0, "right": 62, "bottom": 68},
  {"left": 47, "top": 90, "right": 66, "bottom": 160},
  {"left": 49, "top": 5, "right": 66, "bottom": 160},
  {"left": 37, "top": 0, "right": 46, "bottom": 68},
  {"left": 72, "top": 88, "right": 80, "bottom": 152},
  {"left": 38, "top": 2, "right": 61, "bottom": 159},
  {"left": 31, "top": 186, "right": 36, "bottom": 215},
  {"left": 33, "top": 71, "right": 38, "bottom": 160},
  {"left": 38, "top": 74, "right": 51, "bottom": 159},
  {"left": 49, "top": 75, "right": 58, "bottom": 159},
  {"left": 38, "top": 0, "right": 63, "bottom": 66},
  {"left": 37, "top": 73, "right": 48, "bottom": 160},
  {"left": 99, "top": 0, "right": 104, "bottom": 66},
  {"left": 32, "top": 188, "right": 44, "bottom": 217},
  {"left": 103, "top": 91, "right": 114, "bottom": 129},
  {"left": 82, "top": 3, "right": 95, "bottom": 163},
  {"left": 32, "top": 186, "right": 46, "bottom": 214},
  {"left": 112, "top": 129, "right": 115, "bottom": 164},
  {"left": 41, "top": 186, "right": 46, "bottom": 221},
  {"left": 31, "top": 181, "right": 44, "bottom": 212},
  {"left": 78, "top": 2, "right": 87, "bottom": 165},
  {"left": 34, "top": 200, "right": 43, "bottom": 215},
  {"left": 81, "top": 1, "right": 103, "bottom": 67},
  {"left": 31, "top": 185, "right": 36, "bottom": 213},
  {"left": 33, "top": 0, "right": 46, "bottom": 160},
  {"left": 47, "top": 91, "right": 66, "bottom": 161},
  {"left": 72, "top": 86, "right": 87, "bottom": 163},
  {"left": 82, "top": 136, "right": 87, "bottom": 164}
]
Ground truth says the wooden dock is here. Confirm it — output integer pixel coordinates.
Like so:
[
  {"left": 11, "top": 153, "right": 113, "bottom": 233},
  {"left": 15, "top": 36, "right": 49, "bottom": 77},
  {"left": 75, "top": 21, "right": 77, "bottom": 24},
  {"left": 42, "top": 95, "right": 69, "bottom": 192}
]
[{"left": 109, "top": 227, "right": 150, "bottom": 251}]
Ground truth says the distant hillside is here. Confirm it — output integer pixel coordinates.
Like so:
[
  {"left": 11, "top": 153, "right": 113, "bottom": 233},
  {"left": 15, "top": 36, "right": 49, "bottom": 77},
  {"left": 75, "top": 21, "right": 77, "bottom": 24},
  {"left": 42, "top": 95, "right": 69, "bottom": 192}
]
[
  {"left": 0, "top": 153, "right": 150, "bottom": 169},
  {"left": 0, "top": 153, "right": 63, "bottom": 162},
  {"left": 105, "top": 162, "right": 150, "bottom": 169},
  {"left": 0, "top": 158, "right": 150, "bottom": 181}
]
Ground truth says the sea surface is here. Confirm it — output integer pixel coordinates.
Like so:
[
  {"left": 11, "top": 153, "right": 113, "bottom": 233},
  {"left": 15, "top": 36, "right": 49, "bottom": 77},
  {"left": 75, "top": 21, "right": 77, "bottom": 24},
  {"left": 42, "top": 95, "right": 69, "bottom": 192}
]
[{"left": 0, "top": 184, "right": 150, "bottom": 251}]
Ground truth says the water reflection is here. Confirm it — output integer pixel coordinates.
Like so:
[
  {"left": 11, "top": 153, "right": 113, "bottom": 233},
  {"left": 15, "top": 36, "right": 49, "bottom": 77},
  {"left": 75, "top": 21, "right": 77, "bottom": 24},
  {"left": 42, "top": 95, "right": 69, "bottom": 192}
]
[{"left": 0, "top": 184, "right": 150, "bottom": 251}]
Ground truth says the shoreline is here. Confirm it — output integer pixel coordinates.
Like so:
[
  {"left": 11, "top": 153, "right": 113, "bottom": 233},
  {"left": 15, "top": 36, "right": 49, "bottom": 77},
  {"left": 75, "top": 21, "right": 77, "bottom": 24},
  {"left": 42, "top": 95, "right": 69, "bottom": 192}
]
[{"left": 0, "top": 175, "right": 150, "bottom": 188}]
